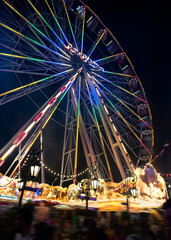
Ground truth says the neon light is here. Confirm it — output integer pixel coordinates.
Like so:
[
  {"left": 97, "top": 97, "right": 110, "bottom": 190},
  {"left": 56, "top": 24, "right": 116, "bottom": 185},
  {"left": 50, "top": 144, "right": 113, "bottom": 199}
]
[
  {"left": 65, "top": 43, "right": 104, "bottom": 71},
  {"left": 106, "top": 40, "right": 112, "bottom": 47},
  {"left": 42, "top": 105, "right": 50, "bottom": 114},
  {"left": 1, "top": 145, "right": 16, "bottom": 161},
  {"left": 91, "top": 72, "right": 147, "bottom": 103},
  {"left": 99, "top": 70, "right": 136, "bottom": 78},
  {"left": 99, "top": 86, "right": 152, "bottom": 155},
  {"left": 85, "top": 77, "right": 114, "bottom": 182},
  {"left": 3, "top": 0, "right": 69, "bottom": 59},
  {"left": 42, "top": 68, "right": 82, "bottom": 129},
  {"left": 92, "top": 76, "right": 151, "bottom": 129},
  {"left": 44, "top": 0, "right": 68, "bottom": 43},
  {"left": 13, "top": 131, "right": 27, "bottom": 146},
  {"left": 48, "top": 97, "right": 56, "bottom": 106},
  {"left": 88, "top": 29, "right": 107, "bottom": 57},
  {"left": 25, "top": 122, "right": 35, "bottom": 133},
  {"left": 0, "top": 22, "right": 69, "bottom": 61},
  {"left": 62, "top": 0, "right": 78, "bottom": 49},
  {"left": 10, "top": 131, "right": 41, "bottom": 177},
  {"left": 0, "top": 52, "right": 71, "bottom": 66},
  {"left": 74, "top": 76, "right": 81, "bottom": 184},
  {"left": 81, "top": 6, "right": 86, "bottom": 53},
  {"left": 95, "top": 53, "right": 124, "bottom": 63},
  {"left": 0, "top": 69, "right": 73, "bottom": 97},
  {"left": 1, "top": 68, "right": 82, "bottom": 163},
  {"left": 33, "top": 112, "right": 43, "bottom": 123},
  {"left": 27, "top": 0, "right": 66, "bottom": 48}
]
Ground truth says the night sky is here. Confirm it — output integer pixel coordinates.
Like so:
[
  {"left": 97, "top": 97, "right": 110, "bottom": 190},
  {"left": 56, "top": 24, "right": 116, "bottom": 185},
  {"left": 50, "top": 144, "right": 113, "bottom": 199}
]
[
  {"left": 83, "top": 0, "right": 171, "bottom": 173},
  {"left": 0, "top": 0, "right": 171, "bottom": 184}
]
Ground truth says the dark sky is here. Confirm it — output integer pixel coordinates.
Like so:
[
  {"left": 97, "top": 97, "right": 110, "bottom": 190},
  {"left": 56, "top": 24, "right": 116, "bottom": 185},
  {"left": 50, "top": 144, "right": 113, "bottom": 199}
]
[
  {"left": 0, "top": 0, "right": 171, "bottom": 182},
  {"left": 83, "top": 0, "right": 171, "bottom": 173}
]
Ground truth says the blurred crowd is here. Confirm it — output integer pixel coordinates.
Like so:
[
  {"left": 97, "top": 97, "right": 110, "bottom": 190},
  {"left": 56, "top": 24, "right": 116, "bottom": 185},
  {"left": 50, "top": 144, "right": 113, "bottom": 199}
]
[{"left": 0, "top": 199, "right": 170, "bottom": 240}]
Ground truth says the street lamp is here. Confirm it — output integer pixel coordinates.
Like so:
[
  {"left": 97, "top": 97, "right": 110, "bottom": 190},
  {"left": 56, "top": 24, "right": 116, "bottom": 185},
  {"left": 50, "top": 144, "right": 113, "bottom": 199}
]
[
  {"left": 17, "top": 180, "right": 24, "bottom": 191},
  {"left": 30, "top": 164, "right": 40, "bottom": 178},
  {"left": 124, "top": 169, "right": 138, "bottom": 212},
  {"left": 78, "top": 178, "right": 99, "bottom": 211},
  {"left": 18, "top": 154, "right": 40, "bottom": 208},
  {"left": 131, "top": 186, "right": 138, "bottom": 199},
  {"left": 91, "top": 178, "right": 99, "bottom": 191}
]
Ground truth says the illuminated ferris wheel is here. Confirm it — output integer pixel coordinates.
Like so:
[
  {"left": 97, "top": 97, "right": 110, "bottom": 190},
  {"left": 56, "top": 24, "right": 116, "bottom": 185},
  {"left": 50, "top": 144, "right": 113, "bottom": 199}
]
[{"left": 0, "top": 0, "right": 153, "bottom": 185}]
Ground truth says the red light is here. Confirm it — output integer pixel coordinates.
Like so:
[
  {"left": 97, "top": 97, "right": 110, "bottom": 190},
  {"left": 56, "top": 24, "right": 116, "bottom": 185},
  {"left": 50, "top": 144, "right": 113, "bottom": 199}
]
[
  {"left": 13, "top": 131, "right": 27, "bottom": 146},
  {"left": 33, "top": 112, "right": 43, "bottom": 123},
  {"left": 48, "top": 97, "right": 56, "bottom": 106},
  {"left": 60, "top": 86, "right": 66, "bottom": 93}
]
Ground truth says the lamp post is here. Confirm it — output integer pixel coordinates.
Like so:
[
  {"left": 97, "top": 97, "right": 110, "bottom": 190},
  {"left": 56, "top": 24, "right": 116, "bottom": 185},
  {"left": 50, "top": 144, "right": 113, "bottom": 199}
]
[
  {"left": 124, "top": 169, "right": 138, "bottom": 212},
  {"left": 18, "top": 154, "right": 40, "bottom": 208},
  {"left": 78, "top": 178, "right": 99, "bottom": 211}
]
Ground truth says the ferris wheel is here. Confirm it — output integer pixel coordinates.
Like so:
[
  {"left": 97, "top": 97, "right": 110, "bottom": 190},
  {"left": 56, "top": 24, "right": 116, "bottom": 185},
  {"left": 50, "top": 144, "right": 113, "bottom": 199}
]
[{"left": 0, "top": 0, "right": 153, "bottom": 185}]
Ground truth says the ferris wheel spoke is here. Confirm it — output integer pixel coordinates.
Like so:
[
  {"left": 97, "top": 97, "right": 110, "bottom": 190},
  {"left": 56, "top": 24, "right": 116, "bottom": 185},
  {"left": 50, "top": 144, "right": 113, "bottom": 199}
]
[
  {"left": 85, "top": 78, "right": 114, "bottom": 182},
  {"left": 0, "top": 69, "right": 73, "bottom": 105},
  {"left": 0, "top": 22, "right": 70, "bottom": 61},
  {"left": 0, "top": 52, "right": 72, "bottom": 67},
  {"left": 91, "top": 69, "right": 137, "bottom": 78},
  {"left": 94, "top": 53, "right": 125, "bottom": 65},
  {"left": 26, "top": 0, "right": 67, "bottom": 47},
  {"left": 62, "top": 0, "right": 78, "bottom": 49},
  {"left": 92, "top": 75, "right": 152, "bottom": 129},
  {"left": 0, "top": 69, "right": 82, "bottom": 164},
  {"left": 91, "top": 71, "right": 147, "bottom": 103},
  {"left": 3, "top": 0, "right": 69, "bottom": 59},
  {"left": 88, "top": 29, "right": 107, "bottom": 57},
  {"left": 0, "top": 68, "right": 51, "bottom": 76},
  {"left": 0, "top": 41, "right": 60, "bottom": 67},
  {"left": 44, "top": 0, "right": 69, "bottom": 43},
  {"left": 95, "top": 83, "right": 152, "bottom": 155},
  {"left": 73, "top": 76, "right": 81, "bottom": 184},
  {"left": 80, "top": 5, "right": 86, "bottom": 53}
]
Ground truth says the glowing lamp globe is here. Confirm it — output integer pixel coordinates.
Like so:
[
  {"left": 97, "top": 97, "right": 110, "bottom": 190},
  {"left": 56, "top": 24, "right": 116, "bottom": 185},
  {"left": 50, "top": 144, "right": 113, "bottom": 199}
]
[
  {"left": 131, "top": 187, "right": 138, "bottom": 198},
  {"left": 91, "top": 179, "right": 99, "bottom": 191},
  {"left": 17, "top": 180, "right": 24, "bottom": 190},
  {"left": 78, "top": 182, "right": 82, "bottom": 190},
  {"left": 30, "top": 164, "right": 40, "bottom": 178}
]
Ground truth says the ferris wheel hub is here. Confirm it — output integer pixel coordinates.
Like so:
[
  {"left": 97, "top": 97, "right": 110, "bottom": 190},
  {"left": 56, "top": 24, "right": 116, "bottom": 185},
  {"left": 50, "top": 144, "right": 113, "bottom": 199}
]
[{"left": 65, "top": 43, "right": 104, "bottom": 72}]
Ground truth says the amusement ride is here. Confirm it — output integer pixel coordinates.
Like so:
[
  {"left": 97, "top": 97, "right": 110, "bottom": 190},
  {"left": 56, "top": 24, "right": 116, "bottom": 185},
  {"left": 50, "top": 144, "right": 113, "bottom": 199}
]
[{"left": 0, "top": 0, "right": 168, "bottom": 210}]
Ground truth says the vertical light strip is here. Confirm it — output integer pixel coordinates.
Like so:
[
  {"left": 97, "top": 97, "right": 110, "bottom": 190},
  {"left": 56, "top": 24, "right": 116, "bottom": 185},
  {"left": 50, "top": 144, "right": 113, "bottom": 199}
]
[
  {"left": 85, "top": 79, "right": 114, "bottom": 182},
  {"left": 74, "top": 76, "right": 81, "bottom": 184},
  {"left": 62, "top": 0, "right": 78, "bottom": 49},
  {"left": 81, "top": 6, "right": 86, "bottom": 53}
]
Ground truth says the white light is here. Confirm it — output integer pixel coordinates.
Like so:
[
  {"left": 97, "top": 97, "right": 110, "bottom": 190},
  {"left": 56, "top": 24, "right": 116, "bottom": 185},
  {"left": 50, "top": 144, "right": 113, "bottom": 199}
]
[
  {"left": 91, "top": 179, "right": 99, "bottom": 190},
  {"left": 25, "top": 122, "right": 35, "bottom": 133},
  {"left": 131, "top": 188, "right": 138, "bottom": 198},
  {"left": 30, "top": 165, "right": 40, "bottom": 178},
  {"left": 17, "top": 181, "right": 24, "bottom": 190}
]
